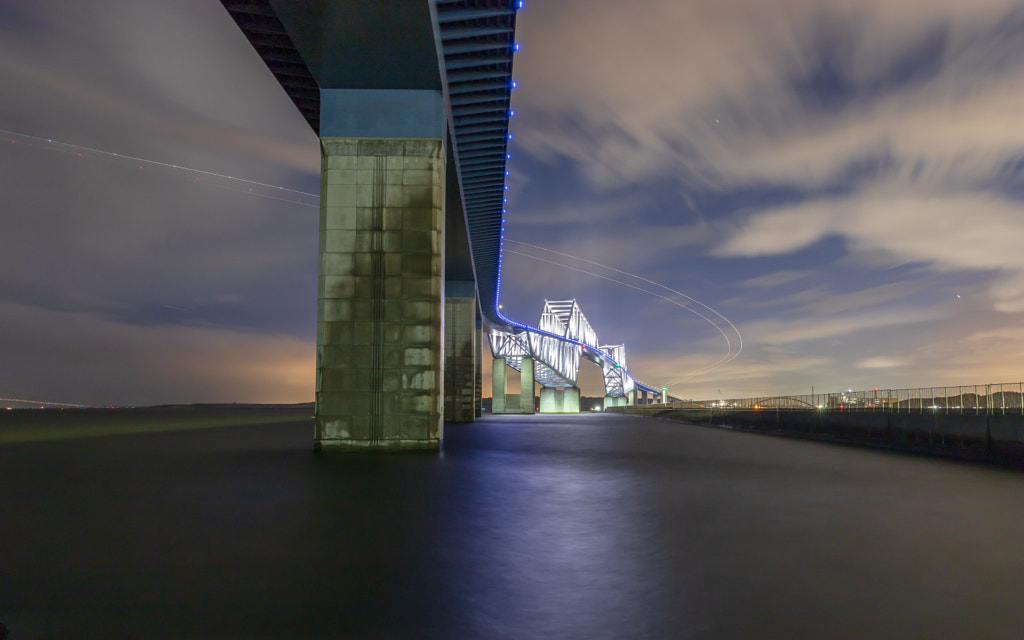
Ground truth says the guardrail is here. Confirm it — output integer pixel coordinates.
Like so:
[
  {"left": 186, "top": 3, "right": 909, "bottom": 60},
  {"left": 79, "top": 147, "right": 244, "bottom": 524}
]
[{"left": 670, "top": 382, "right": 1024, "bottom": 415}]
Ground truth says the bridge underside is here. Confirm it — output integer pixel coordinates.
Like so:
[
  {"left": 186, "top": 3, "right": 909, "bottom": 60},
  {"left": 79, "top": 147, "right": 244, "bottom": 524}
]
[
  {"left": 222, "top": 2, "right": 658, "bottom": 439},
  {"left": 222, "top": 0, "right": 520, "bottom": 450}
]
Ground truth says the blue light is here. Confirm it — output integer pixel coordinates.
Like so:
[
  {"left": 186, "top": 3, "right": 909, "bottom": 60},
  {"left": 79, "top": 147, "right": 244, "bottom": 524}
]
[
  {"left": 504, "top": 185, "right": 509, "bottom": 190},
  {"left": 514, "top": 43, "right": 520, "bottom": 51},
  {"left": 511, "top": 80, "right": 518, "bottom": 89},
  {"left": 505, "top": 171, "right": 510, "bottom": 176},
  {"left": 516, "top": 1, "right": 523, "bottom": 8},
  {"left": 509, "top": 109, "right": 516, "bottom": 117},
  {"left": 506, "top": 153, "right": 511, "bottom": 159},
  {"left": 507, "top": 133, "right": 513, "bottom": 140}
]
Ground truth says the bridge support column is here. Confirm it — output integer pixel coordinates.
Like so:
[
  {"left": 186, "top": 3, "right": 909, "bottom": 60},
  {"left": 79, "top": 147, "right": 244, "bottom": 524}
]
[
  {"left": 603, "top": 396, "right": 627, "bottom": 409},
  {"left": 540, "top": 387, "right": 581, "bottom": 413},
  {"left": 444, "top": 282, "right": 476, "bottom": 423},
  {"left": 315, "top": 136, "right": 445, "bottom": 451},
  {"left": 520, "top": 357, "right": 535, "bottom": 414},
  {"left": 628, "top": 390, "right": 635, "bottom": 406},
  {"left": 567, "top": 388, "right": 580, "bottom": 412},
  {"left": 492, "top": 357, "right": 507, "bottom": 414},
  {"left": 474, "top": 319, "right": 482, "bottom": 418}
]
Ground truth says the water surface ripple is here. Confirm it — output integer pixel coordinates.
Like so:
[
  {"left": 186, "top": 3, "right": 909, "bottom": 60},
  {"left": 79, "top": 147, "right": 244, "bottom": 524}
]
[{"left": 2, "top": 412, "right": 1021, "bottom": 639}]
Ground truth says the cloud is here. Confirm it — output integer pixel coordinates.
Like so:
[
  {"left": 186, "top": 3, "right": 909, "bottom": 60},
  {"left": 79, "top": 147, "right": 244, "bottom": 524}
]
[
  {"left": 512, "top": 0, "right": 1024, "bottom": 196},
  {"left": 714, "top": 189, "right": 1024, "bottom": 312},
  {"left": 632, "top": 345, "right": 835, "bottom": 397},
  {"left": 6, "top": 0, "right": 1024, "bottom": 407},
  {"left": 500, "top": 0, "right": 1024, "bottom": 402},
  {"left": 742, "top": 306, "right": 941, "bottom": 345},
  {"left": 0, "top": 302, "right": 313, "bottom": 406},
  {"left": 791, "top": 280, "right": 931, "bottom": 315},
  {"left": 741, "top": 270, "right": 814, "bottom": 287},
  {"left": 855, "top": 357, "right": 905, "bottom": 369},
  {"left": 0, "top": 0, "right": 321, "bottom": 340},
  {"left": 0, "top": 0, "right": 318, "bottom": 175}
]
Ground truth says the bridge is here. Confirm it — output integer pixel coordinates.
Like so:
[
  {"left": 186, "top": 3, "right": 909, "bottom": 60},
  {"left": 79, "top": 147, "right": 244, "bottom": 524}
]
[
  {"left": 220, "top": 0, "right": 659, "bottom": 450},
  {"left": 488, "top": 299, "right": 665, "bottom": 414}
]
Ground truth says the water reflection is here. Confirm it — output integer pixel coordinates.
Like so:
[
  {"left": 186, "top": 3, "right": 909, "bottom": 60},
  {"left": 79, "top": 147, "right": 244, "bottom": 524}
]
[
  {"left": 1, "top": 413, "right": 1022, "bottom": 639},
  {"left": 451, "top": 447, "right": 686, "bottom": 638}
]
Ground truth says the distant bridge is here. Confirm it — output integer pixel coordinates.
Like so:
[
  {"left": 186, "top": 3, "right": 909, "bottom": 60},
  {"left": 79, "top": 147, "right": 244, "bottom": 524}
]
[{"left": 489, "top": 300, "right": 663, "bottom": 414}]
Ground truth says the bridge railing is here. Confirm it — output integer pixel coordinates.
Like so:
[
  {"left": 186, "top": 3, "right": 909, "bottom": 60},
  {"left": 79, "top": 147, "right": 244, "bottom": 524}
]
[{"left": 670, "top": 381, "right": 1024, "bottom": 415}]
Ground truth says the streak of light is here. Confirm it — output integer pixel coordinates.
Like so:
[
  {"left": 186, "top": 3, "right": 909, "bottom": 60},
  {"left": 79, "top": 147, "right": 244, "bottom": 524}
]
[
  {"left": 193, "top": 177, "right": 318, "bottom": 207},
  {"left": 2, "top": 128, "right": 318, "bottom": 205},
  {"left": 0, "top": 396, "right": 85, "bottom": 408},
  {"left": 505, "top": 241, "right": 742, "bottom": 387},
  {"left": 2, "top": 131, "right": 737, "bottom": 391}
]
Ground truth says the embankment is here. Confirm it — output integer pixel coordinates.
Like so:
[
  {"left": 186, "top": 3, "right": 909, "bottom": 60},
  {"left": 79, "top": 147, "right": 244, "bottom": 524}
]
[{"left": 609, "top": 406, "right": 1024, "bottom": 466}]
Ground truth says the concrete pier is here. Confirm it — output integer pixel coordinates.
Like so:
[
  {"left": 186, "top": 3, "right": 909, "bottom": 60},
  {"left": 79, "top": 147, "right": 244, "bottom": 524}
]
[
  {"left": 519, "top": 357, "right": 536, "bottom": 414},
  {"left": 444, "top": 282, "right": 476, "bottom": 423},
  {"left": 540, "top": 387, "right": 581, "bottom": 413},
  {"left": 474, "top": 312, "right": 483, "bottom": 418},
  {"left": 315, "top": 136, "right": 445, "bottom": 451},
  {"left": 604, "top": 396, "right": 628, "bottom": 410},
  {"left": 491, "top": 357, "right": 507, "bottom": 415},
  {"left": 490, "top": 357, "right": 534, "bottom": 414}
]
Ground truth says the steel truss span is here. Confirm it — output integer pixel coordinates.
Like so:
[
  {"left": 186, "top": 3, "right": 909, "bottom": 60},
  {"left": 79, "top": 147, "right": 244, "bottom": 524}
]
[{"left": 489, "top": 300, "right": 639, "bottom": 398}]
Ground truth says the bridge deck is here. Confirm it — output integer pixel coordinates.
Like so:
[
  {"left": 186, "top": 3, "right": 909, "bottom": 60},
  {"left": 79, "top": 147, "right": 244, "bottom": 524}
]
[{"left": 2, "top": 409, "right": 1021, "bottom": 638}]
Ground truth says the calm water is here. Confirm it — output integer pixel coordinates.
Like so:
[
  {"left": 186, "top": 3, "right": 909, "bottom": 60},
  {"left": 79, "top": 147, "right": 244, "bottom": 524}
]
[{"left": 2, "top": 412, "right": 1022, "bottom": 639}]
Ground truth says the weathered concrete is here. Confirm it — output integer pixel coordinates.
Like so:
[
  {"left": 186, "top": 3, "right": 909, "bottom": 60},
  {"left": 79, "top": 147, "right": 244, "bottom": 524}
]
[
  {"left": 443, "top": 284, "right": 475, "bottom": 423},
  {"left": 603, "top": 396, "right": 627, "bottom": 409},
  {"left": 491, "top": 357, "right": 507, "bottom": 415},
  {"left": 540, "top": 387, "right": 581, "bottom": 414},
  {"left": 564, "top": 388, "right": 580, "bottom": 413},
  {"left": 474, "top": 315, "right": 482, "bottom": 418},
  {"left": 520, "top": 357, "right": 535, "bottom": 414},
  {"left": 315, "top": 137, "right": 445, "bottom": 451},
  {"left": 490, "top": 357, "right": 534, "bottom": 414}
]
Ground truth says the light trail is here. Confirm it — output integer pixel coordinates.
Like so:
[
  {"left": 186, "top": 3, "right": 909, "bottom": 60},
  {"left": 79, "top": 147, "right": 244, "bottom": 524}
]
[
  {"left": 3, "top": 129, "right": 736, "bottom": 391},
  {"left": 2, "top": 128, "right": 318, "bottom": 206},
  {"left": 504, "top": 241, "right": 742, "bottom": 387},
  {"left": 0, "top": 396, "right": 85, "bottom": 408}
]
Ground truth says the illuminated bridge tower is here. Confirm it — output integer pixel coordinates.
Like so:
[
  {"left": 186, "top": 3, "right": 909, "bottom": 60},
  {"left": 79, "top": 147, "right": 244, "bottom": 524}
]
[
  {"left": 222, "top": 1, "right": 520, "bottom": 450},
  {"left": 599, "top": 344, "right": 635, "bottom": 409}
]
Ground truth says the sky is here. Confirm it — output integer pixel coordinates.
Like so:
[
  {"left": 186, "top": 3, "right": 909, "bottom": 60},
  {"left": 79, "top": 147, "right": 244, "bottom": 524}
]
[{"left": 2, "top": 0, "right": 1024, "bottom": 406}]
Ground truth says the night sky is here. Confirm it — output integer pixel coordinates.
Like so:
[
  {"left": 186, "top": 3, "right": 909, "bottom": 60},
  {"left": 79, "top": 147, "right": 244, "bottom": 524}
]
[{"left": 3, "top": 0, "right": 1024, "bottom": 406}]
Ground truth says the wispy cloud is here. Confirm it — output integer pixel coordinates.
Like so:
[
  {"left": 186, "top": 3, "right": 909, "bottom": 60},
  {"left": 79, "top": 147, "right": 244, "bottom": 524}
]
[
  {"left": 513, "top": 0, "right": 1024, "bottom": 193},
  {"left": 0, "top": 302, "right": 313, "bottom": 405},
  {"left": 742, "top": 306, "right": 942, "bottom": 345},
  {"left": 714, "top": 189, "right": 1024, "bottom": 312},
  {"left": 741, "top": 270, "right": 814, "bottom": 288}
]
